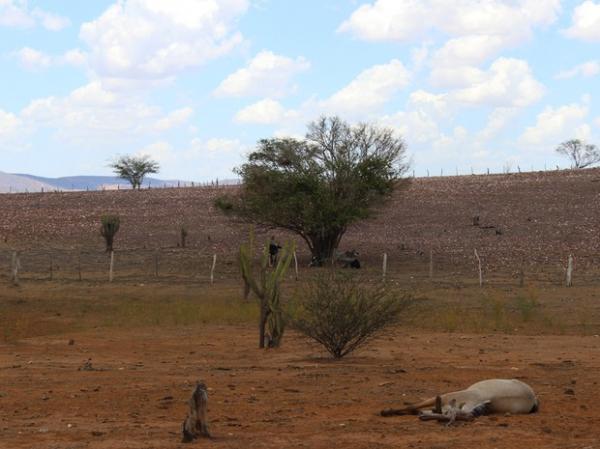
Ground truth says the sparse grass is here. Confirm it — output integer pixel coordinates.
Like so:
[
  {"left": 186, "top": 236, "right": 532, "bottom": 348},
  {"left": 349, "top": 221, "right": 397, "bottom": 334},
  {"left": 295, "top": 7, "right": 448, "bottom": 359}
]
[
  {"left": 0, "top": 281, "right": 258, "bottom": 342},
  {"left": 2, "top": 276, "right": 600, "bottom": 343}
]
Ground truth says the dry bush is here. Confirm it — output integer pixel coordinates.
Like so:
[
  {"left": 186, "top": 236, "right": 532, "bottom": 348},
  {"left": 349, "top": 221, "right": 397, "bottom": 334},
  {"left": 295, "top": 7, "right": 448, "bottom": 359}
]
[{"left": 291, "top": 274, "right": 411, "bottom": 358}]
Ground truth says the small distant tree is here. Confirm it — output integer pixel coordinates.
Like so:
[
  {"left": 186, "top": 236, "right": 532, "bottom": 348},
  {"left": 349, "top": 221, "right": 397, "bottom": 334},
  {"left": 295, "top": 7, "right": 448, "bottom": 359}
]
[
  {"left": 109, "top": 155, "right": 159, "bottom": 189},
  {"left": 291, "top": 274, "right": 411, "bottom": 359},
  {"left": 100, "top": 215, "right": 120, "bottom": 252},
  {"left": 216, "top": 116, "right": 409, "bottom": 264},
  {"left": 556, "top": 139, "right": 600, "bottom": 169}
]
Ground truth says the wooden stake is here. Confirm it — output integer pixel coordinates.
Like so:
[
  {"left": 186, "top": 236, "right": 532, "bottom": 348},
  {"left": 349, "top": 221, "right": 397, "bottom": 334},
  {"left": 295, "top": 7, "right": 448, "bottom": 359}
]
[
  {"left": 566, "top": 254, "right": 573, "bottom": 287},
  {"left": 210, "top": 254, "right": 217, "bottom": 284},
  {"left": 382, "top": 252, "right": 388, "bottom": 281},
  {"left": 293, "top": 250, "right": 299, "bottom": 281},
  {"left": 181, "top": 381, "right": 211, "bottom": 443},
  {"left": 77, "top": 251, "right": 82, "bottom": 282},
  {"left": 474, "top": 249, "right": 483, "bottom": 287},
  {"left": 11, "top": 251, "right": 20, "bottom": 286},
  {"left": 429, "top": 249, "right": 433, "bottom": 279},
  {"left": 109, "top": 251, "right": 114, "bottom": 282}
]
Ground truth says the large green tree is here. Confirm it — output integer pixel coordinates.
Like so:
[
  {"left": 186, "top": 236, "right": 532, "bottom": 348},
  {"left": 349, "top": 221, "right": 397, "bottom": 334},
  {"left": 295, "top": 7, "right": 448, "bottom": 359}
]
[{"left": 217, "top": 116, "right": 409, "bottom": 263}]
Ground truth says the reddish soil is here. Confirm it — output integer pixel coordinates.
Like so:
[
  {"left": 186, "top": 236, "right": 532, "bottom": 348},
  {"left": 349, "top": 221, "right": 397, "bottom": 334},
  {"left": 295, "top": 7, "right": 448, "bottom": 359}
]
[{"left": 1, "top": 326, "right": 599, "bottom": 449}]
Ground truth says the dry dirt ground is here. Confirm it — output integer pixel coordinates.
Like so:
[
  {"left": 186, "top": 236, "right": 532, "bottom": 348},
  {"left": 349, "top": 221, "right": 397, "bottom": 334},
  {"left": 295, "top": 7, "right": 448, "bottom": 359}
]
[{"left": 2, "top": 324, "right": 600, "bottom": 449}]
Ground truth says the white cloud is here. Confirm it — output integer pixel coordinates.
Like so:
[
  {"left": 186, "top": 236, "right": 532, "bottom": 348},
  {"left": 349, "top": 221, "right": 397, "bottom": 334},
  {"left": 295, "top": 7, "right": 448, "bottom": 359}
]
[
  {"left": 478, "top": 107, "right": 518, "bottom": 140},
  {"left": 339, "top": 0, "right": 560, "bottom": 43},
  {"left": 0, "top": 1, "right": 69, "bottom": 30},
  {"left": 520, "top": 102, "right": 589, "bottom": 146},
  {"left": 61, "top": 49, "right": 88, "bottom": 67},
  {"left": 187, "top": 137, "right": 245, "bottom": 157},
  {"left": 431, "top": 35, "right": 509, "bottom": 70},
  {"left": 564, "top": 1, "right": 600, "bottom": 41},
  {"left": 137, "top": 141, "right": 174, "bottom": 163},
  {"left": 215, "top": 50, "right": 310, "bottom": 98},
  {"left": 14, "top": 47, "right": 52, "bottom": 70},
  {"left": 555, "top": 60, "right": 600, "bottom": 79},
  {"left": 319, "top": 59, "right": 410, "bottom": 114},
  {"left": 79, "top": 0, "right": 248, "bottom": 82},
  {"left": 0, "top": 108, "right": 21, "bottom": 137},
  {"left": 379, "top": 90, "right": 450, "bottom": 144},
  {"left": 451, "top": 58, "right": 544, "bottom": 108},
  {"left": 234, "top": 98, "right": 294, "bottom": 125},
  {"left": 154, "top": 107, "right": 194, "bottom": 131},
  {"left": 341, "top": 0, "right": 560, "bottom": 87},
  {"left": 233, "top": 59, "right": 411, "bottom": 128},
  {"left": 20, "top": 82, "right": 186, "bottom": 144},
  {"left": 32, "top": 8, "right": 70, "bottom": 31}
]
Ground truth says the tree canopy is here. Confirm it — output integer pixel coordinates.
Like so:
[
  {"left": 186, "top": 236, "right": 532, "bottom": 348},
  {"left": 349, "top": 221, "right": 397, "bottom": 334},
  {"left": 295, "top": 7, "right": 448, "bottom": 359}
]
[
  {"left": 109, "top": 155, "right": 159, "bottom": 189},
  {"left": 216, "top": 116, "right": 409, "bottom": 262},
  {"left": 556, "top": 139, "right": 600, "bottom": 169}
]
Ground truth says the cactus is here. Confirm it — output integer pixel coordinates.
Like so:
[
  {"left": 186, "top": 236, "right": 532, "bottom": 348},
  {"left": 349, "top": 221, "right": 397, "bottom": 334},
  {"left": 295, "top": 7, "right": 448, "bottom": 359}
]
[
  {"left": 239, "top": 231, "right": 294, "bottom": 348},
  {"left": 180, "top": 226, "right": 188, "bottom": 248},
  {"left": 100, "top": 215, "right": 120, "bottom": 252}
]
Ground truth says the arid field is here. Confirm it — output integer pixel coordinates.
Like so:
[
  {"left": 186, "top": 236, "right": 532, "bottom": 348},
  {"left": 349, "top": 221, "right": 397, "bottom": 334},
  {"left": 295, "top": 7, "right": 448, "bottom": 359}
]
[{"left": 2, "top": 170, "right": 600, "bottom": 448}]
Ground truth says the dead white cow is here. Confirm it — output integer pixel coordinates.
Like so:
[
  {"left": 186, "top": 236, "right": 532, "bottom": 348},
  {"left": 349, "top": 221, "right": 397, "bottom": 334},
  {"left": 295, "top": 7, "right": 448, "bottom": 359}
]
[{"left": 381, "top": 379, "right": 539, "bottom": 424}]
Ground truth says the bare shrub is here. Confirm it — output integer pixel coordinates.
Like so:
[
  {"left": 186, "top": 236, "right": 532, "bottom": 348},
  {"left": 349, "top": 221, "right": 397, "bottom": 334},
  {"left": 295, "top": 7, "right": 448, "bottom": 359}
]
[{"left": 291, "top": 274, "right": 411, "bottom": 358}]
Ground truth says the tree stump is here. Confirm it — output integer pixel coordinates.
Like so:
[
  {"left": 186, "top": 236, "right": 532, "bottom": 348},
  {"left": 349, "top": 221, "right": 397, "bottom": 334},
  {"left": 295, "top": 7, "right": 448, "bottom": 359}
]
[{"left": 182, "top": 382, "right": 211, "bottom": 443}]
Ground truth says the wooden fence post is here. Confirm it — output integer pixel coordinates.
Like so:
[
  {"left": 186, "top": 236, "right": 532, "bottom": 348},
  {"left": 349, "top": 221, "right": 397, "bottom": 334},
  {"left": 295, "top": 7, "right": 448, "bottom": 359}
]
[
  {"left": 154, "top": 251, "right": 159, "bottom": 278},
  {"left": 382, "top": 252, "right": 388, "bottom": 281},
  {"left": 210, "top": 254, "right": 217, "bottom": 284},
  {"left": 78, "top": 251, "right": 82, "bottom": 282},
  {"left": 293, "top": 251, "right": 299, "bottom": 281},
  {"left": 109, "top": 250, "right": 114, "bottom": 282},
  {"left": 429, "top": 249, "right": 433, "bottom": 279},
  {"left": 11, "top": 251, "right": 20, "bottom": 286},
  {"left": 566, "top": 255, "right": 573, "bottom": 287},
  {"left": 474, "top": 249, "right": 483, "bottom": 287}
]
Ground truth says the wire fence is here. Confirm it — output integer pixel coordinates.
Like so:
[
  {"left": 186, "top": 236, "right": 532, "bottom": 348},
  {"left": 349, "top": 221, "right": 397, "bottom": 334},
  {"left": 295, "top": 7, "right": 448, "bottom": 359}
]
[{"left": 2, "top": 246, "right": 599, "bottom": 289}]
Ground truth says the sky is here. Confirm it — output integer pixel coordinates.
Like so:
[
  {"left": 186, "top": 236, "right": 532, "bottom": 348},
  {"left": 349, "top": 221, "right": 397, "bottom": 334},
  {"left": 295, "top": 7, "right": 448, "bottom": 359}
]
[{"left": 1, "top": 0, "right": 600, "bottom": 181}]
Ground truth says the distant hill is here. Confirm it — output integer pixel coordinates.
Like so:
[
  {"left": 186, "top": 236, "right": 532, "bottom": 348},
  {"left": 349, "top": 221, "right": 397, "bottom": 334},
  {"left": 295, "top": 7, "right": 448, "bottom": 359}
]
[
  {"left": 14, "top": 174, "right": 186, "bottom": 191},
  {"left": 1, "top": 173, "right": 195, "bottom": 193},
  {"left": 0, "top": 171, "right": 58, "bottom": 193}
]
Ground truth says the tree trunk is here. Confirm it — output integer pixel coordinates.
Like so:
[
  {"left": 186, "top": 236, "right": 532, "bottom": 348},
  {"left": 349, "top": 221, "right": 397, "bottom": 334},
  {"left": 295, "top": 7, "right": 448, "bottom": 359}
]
[
  {"left": 308, "top": 228, "right": 344, "bottom": 265},
  {"left": 259, "top": 302, "right": 269, "bottom": 348}
]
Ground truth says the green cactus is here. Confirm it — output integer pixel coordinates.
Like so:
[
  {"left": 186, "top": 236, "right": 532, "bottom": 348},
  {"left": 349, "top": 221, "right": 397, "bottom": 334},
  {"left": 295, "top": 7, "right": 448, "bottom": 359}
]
[
  {"left": 239, "top": 231, "right": 294, "bottom": 348},
  {"left": 100, "top": 215, "right": 120, "bottom": 252}
]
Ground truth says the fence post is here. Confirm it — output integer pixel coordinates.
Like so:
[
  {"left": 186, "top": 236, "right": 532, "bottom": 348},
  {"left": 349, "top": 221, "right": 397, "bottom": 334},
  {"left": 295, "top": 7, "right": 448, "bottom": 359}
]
[
  {"left": 474, "top": 249, "right": 483, "bottom": 287},
  {"left": 109, "top": 250, "right": 114, "bottom": 282},
  {"left": 293, "top": 251, "right": 299, "bottom": 281},
  {"left": 566, "top": 255, "right": 573, "bottom": 287},
  {"left": 11, "top": 251, "right": 20, "bottom": 286},
  {"left": 382, "top": 252, "right": 388, "bottom": 281},
  {"left": 154, "top": 251, "right": 159, "bottom": 278},
  {"left": 210, "top": 254, "right": 217, "bottom": 285},
  {"left": 429, "top": 249, "right": 433, "bottom": 279}
]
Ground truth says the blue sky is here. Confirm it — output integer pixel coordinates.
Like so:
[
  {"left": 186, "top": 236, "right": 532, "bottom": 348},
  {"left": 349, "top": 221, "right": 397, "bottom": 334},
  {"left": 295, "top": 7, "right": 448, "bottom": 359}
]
[{"left": 1, "top": 0, "right": 599, "bottom": 180}]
